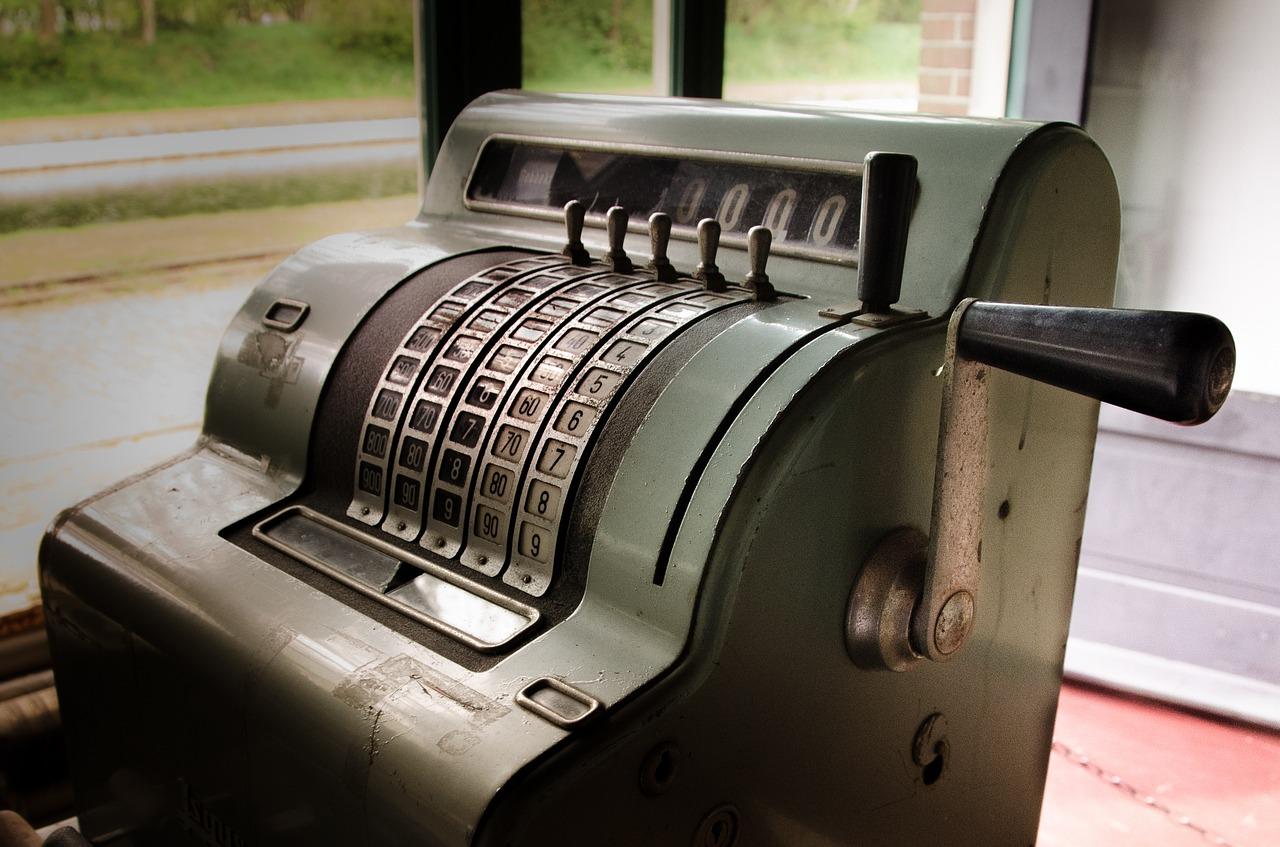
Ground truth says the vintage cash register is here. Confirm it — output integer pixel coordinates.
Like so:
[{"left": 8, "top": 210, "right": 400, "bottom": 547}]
[{"left": 40, "top": 92, "right": 1235, "bottom": 846}]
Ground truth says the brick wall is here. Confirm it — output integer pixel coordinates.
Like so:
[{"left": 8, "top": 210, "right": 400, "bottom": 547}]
[{"left": 918, "top": 0, "right": 977, "bottom": 115}]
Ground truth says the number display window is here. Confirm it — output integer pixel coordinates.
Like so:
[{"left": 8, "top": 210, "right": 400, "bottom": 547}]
[{"left": 466, "top": 140, "right": 863, "bottom": 260}]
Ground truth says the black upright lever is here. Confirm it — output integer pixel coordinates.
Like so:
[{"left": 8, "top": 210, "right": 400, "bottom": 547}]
[
  {"left": 956, "top": 302, "right": 1235, "bottom": 425},
  {"left": 857, "top": 151, "right": 918, "bottom": 314}
]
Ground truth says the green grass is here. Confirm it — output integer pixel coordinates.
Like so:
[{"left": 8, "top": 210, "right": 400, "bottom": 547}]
[
  {"left": 0, "top": 24, "right": 414, "bottom": 120},
  {"left": 725, "top": 20, "right": 919, "bottom": 83},
  {"left": 0, "top": 13, "right": 919, "bottom": 121},
  {"left": 523, "top": 21, "right": 920, "bottom": 95}
]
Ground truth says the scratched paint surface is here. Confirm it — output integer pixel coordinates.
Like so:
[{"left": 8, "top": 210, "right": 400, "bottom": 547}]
[
  {"left": 0, "top": 266, "right": 260, "bottom": 614},
  {"left": 1039, "top": 683, "right": 1280, "bottom": 846}
]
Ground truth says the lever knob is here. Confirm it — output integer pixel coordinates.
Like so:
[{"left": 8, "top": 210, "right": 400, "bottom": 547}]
[
  {"left": 744, "top": 226, "right": 776, "bottom": 301},
  {"left": 857, "top": 152, "right": 918, "bottom": 313},
  {"left": 647, "top": 212, "right": 677, "bottom": 282},
  {"left": 605, "top": 206, "right": 633, "bottom": 273},
  {"left": 562, "top": 200, "right": 590, "bottom": 266},
  {"left": 695, "top": 218, "right": 727, "bottom": 292},
  {"left": 958, "top": 303, "right": 1235, "bottom": 425}
]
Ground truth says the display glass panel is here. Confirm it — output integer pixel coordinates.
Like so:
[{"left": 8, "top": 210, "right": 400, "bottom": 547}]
[{"left": 466, "top": 138, "right": 863, "bottom": 261}]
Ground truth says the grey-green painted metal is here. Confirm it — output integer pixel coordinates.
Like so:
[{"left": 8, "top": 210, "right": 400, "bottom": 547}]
[{"left": 40, "top": 93, "right": 1118, "bottom": 845}]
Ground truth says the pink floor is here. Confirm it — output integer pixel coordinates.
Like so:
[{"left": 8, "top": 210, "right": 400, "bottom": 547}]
[{"left": 1038, "top": 683, "right": 1280, "bottom": 846}]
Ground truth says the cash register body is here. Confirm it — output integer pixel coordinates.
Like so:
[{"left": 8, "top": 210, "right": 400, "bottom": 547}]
[{"left": 40, "top": 92, "right": 1118, "bottom": 845}]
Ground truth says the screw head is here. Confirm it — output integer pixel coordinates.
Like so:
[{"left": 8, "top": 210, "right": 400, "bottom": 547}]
[
  {"left": 639, "top": 743, "right": 680, "bottom": 796},
  {"left": 934, "top": 590, "right": 974, "bottom": 655},
  {"left": 693, "top": 804, "right": 739, "bottom": 847}
]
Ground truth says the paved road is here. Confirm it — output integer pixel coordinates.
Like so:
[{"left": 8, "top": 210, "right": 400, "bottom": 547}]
[
  {"left": 0, "top": 195, "right": 418, "bottom": 616},
  {"left": 0, "top": 117, "right": 418, "bottom": 198},
  {"left": 0, "top": 264, "right": 259, "bottom": 615}
]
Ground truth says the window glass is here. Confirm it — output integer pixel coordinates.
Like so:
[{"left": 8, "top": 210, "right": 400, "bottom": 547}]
[
  {"left": 723, "top": 0, "right": 921, "bottom": 110},
  {"left": 523, "top": 0, "right": 655, "bottom": 94}
]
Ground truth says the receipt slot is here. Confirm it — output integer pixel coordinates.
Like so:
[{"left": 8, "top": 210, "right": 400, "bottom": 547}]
[{"left": 40, "top": 93, "right": 1232, "bottom": 846}]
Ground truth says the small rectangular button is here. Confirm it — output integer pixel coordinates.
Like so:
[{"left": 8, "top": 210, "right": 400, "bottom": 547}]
[
  {"left": 409, "top": 400, "right": 442, "bottom": 433},
  {"left": 536, "top": 298, "right": 576, "bottom": 320},
  {"left": 631, "top": 318, "right": 675, "bottom": 340},
  {"left": 511, "top": 388, "right": 549, "bottom": 422},
  {"left": 473, "top": 504, "right": 506, "bottom": 542},
  {"left": 468, "top": 309, "right": 504, "bottom": 333},
  {"left": 357, "top": 461, "right": 383, "bottom": 495},
  {"left": 576, "top": 367, "right": 622, "bottom": 399},
  {"left": 431, "top": 301, "right": 465, "bottom": 324},
  {"left": 658, "top": 302, "right": 702, "bottom": 321},
  {"left": 362, "top": 424, "right": 390, "bottom": 459},
  {"left": 425, "top": 366, "right": 460, "bottom": 396},
  {"left": 439, "top": 448, "right": 472, "bottom": 486},
  {"left": 406, "top": 325, "right": 441, "bottom": 352},
  {"left": 392, "top": 475, "right": 421, "bottom": 510},
  {"left": 399, "top": 436, "right": 429, "bottom": 472},
  {"left": 492, "top": 425, "right": 531, "bottom": 462},
  {"left": 518, "top": 521, "right": 550, "bottom": 562},
  {"left": 564, "top": 282, "right": 606, "bottom": 299},
  {"left": 582, "top": 306, "right": 627, "bottom": 328},
  {"left": 536, "top": 440, "right": 577, "bottom": 479},
  {"left": 450, "top": 412, "right": 485, "bottom": 447},
  {"left": 454, "top": 281, "right": 489, "bottom": 299},
  {"left": 495, "top": 290, "right": 533, "bottom": 310},
  {"left": 609, "top": 291, "right": 653, "bottom": 309},
  {"left": 600, "top": 339, "right": 646, "bottom": 367},
  {"left": 553, "top": 401, "right": 595, "bottom": 437},
  {"left": 512, "top": 318, "right": 553, "bottom": 342},
  {"left": 432, "top": 489, "right": 462, "bottom": 527},
  {"left": 481, "top": 463, "right": 514, "bottom": 504},
  {"left": 554, "top": 329, "right": 598, "bottom": 355},
  {"left": 372, "top": 389, "right": 402, "bottom": 421},
  {"left": 467, "top": 377, "right": 503, "bottom": 410},
  {"left": 488, "top": 345, "right": 526, "bottom": 374},
  {"left": 531, "top": 355, "right": 573, "bottom": 387},
  {"left": 444, "top": 336, "right": 481, "bottom": 363},
  {"left": 525, "top": 480, "right": 562, "bottom": 520},
  {"left": 386, "top": 355, "right": 419, "bottom": 384}
]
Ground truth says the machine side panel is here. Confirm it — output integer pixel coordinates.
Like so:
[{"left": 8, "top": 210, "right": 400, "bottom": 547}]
[{"left": 481, "top": 129, "right": 1120, "bottom": 844}]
